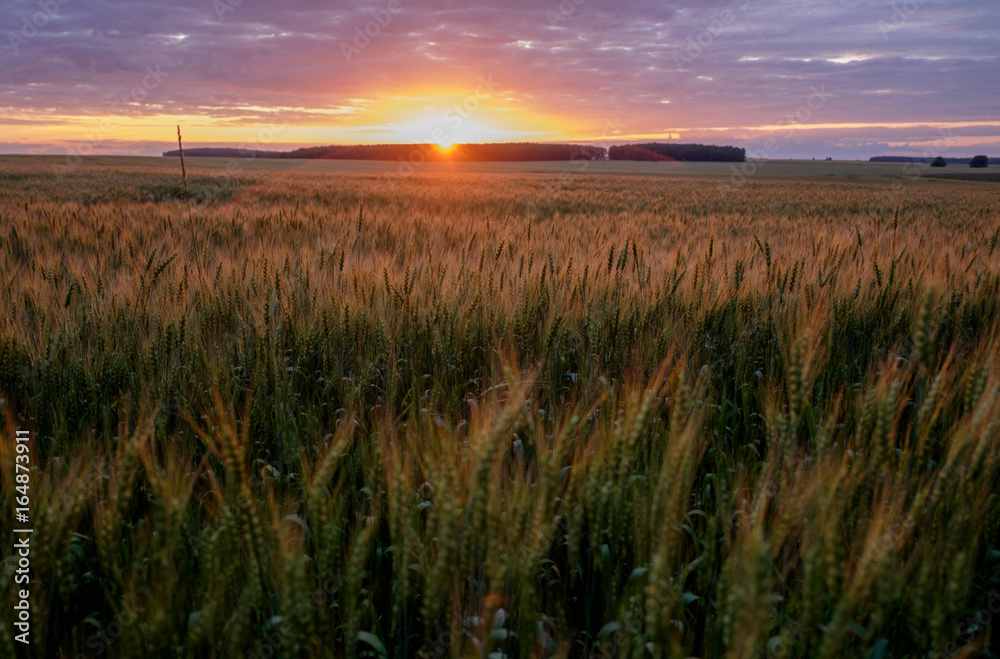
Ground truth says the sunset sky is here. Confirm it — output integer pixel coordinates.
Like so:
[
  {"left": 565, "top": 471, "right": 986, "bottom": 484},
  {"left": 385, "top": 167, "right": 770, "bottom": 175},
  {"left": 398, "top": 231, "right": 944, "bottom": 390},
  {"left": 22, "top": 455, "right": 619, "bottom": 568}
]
[{"left": 1, "top": 0, "right": 997, "bottom": 159}]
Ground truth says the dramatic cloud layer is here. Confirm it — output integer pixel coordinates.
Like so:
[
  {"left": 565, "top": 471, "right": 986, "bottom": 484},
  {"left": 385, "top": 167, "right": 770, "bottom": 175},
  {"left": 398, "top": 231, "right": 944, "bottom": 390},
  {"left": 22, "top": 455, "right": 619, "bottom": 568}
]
[{"left": 1, "top": 0, "right": 997, "bottom": 158}]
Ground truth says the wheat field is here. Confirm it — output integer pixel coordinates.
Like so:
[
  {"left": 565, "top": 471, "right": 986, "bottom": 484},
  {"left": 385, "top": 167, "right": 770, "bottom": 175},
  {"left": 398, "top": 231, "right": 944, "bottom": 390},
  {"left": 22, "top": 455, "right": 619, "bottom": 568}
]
[{"left": 1, "top": 159, "right": 999, "bottom": 658}]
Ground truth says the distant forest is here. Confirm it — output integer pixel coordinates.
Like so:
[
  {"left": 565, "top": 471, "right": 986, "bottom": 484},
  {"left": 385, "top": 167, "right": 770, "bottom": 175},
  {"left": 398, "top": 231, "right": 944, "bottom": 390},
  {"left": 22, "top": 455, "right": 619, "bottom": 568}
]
[
  {"left": 162, "top": 148, "right": 285, "bottom": 158},
  {"left": 609, "top": 143, "right": 746, "bottom": 162},
  {"left": 870, "top": 156, "right": 998, "bottom": 165},
  {"left": 163, "top": 143, "right": 605, "bottom": 161},
  {"left": 163, "top": 141, "right": 747, "bottom": 162}
]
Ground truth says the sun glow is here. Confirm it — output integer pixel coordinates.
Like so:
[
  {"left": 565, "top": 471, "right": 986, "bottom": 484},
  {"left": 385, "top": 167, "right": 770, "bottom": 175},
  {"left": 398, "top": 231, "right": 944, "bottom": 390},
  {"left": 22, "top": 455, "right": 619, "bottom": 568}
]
[
  {"left": 385, "top": 115, "right": 517, "bottom": 146},
  {"left": 0, "top": 87, "right": 587, "bottom": 154}
]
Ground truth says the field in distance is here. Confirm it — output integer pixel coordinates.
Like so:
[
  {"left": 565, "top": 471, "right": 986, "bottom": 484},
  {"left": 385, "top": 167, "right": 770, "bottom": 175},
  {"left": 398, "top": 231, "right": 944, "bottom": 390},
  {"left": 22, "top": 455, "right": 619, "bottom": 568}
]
[
  {"left": 0, "top": 161, "right": 998, "bottom": 658},
  {"left": 5, "top": 153, "right": 1000, "bottom": 181}
]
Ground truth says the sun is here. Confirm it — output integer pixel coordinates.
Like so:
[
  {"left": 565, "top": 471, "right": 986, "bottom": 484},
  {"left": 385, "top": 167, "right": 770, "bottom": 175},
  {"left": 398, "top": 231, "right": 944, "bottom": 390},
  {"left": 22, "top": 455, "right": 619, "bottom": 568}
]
[{"left": 435, "top": 139, "right": 454, "bottom": 151}]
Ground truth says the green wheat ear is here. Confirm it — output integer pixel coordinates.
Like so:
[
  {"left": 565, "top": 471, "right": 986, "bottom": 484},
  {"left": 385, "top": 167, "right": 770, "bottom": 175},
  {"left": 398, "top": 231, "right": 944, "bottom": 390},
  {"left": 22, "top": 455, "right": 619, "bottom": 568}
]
[{"left": 914, "top": 286, "right": 936, "bottom": 370}]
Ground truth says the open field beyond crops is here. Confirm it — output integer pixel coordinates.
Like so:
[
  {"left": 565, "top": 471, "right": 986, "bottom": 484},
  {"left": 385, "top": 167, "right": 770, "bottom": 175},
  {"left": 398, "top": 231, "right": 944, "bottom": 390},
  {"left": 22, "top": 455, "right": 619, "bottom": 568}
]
[
  {"left": 5, "top": 154, "right": 1000, "bottom": 180},
  {"left": 0, "top": 157, "right": 999, "bottom": 658}
]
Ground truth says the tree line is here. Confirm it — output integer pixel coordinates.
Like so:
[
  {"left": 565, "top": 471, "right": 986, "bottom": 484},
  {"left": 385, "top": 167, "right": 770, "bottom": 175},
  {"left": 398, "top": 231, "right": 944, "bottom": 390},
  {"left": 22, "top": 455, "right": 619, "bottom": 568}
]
[
  {"left": 163, "top": 142, "right": 750, "bottom": 163},
  {"left": 609, "top": 143, "right": 746, "bottom": 162},
  {"left": 870, "top": 156, "right": 995, "bottom": 166},
  {"left": 164, "top": 143, "right": 606, "bottom": 161}
]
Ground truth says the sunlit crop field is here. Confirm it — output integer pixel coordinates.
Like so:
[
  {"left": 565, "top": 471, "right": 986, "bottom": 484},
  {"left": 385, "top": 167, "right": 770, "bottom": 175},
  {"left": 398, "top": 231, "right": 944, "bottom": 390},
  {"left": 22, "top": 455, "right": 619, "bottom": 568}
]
[{"left": 1, "top": 158, "right": 999, "bottom": 658}]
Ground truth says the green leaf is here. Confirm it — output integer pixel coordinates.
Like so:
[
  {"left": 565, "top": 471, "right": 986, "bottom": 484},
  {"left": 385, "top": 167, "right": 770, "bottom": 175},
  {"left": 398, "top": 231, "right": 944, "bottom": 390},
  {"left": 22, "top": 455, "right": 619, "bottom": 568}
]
[
  {"left": 629, "top": 567, "right": 649, "bottom": 581},
  {"left": 357, "top": 631, "right": 388, "bottom": 659},
  {"left": 599, "top": 621, "right": 621, "bottom": 637}
]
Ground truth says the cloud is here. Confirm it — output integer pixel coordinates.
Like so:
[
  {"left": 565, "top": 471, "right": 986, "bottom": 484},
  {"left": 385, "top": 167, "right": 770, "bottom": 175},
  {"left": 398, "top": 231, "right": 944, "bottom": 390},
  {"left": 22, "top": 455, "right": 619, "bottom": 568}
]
[{"left": 0, "top": 0, "right": 997, "bottom": 158}]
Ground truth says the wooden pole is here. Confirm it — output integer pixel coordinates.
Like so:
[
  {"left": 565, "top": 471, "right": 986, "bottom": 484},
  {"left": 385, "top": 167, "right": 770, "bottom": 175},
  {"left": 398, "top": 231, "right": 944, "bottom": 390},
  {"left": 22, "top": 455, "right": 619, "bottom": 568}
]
[{"left": 176, "top": 125, "right": 189, "bottom": 195}]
